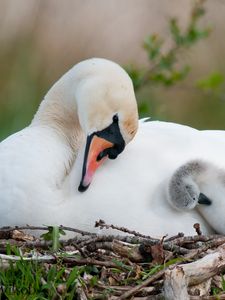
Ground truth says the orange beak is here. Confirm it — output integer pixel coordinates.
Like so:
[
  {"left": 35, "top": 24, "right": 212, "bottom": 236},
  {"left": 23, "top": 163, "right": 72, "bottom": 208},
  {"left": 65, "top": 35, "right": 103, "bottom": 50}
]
[{"left": 78, "top": 135, "right": 113, "bottom": 192}]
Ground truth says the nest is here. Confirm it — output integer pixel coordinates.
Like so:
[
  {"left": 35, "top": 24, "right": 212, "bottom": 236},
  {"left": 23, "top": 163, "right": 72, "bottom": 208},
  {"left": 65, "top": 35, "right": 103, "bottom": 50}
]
[{"left": 0, "top": 220, "right": 225, "bottom": 299}]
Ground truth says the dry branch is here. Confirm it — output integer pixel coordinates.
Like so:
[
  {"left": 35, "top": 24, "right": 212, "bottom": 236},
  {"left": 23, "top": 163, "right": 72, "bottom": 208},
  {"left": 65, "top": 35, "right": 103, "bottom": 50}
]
[
  {"left": 164, "top": 243, "right": 225, "bottom": 299},
  {"left": 0, "top": 223, "right": 225, "bottom": 299}
]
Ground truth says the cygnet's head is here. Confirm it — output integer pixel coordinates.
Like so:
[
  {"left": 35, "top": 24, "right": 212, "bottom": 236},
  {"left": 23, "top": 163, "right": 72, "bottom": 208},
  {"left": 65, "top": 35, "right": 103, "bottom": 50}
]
[
  {"left": 72, "top": 58, "right": 138, "bottom": 191},
  {"left": 168, "top": 160, "right": 212, "bottom": 211}
]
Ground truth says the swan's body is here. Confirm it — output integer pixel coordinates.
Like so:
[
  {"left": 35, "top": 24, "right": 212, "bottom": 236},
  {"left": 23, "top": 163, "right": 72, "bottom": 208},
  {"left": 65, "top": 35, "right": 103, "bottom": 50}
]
[
  {"left": 169, "top": 160, "right": 225, "bottom": 234},
  {"left": 0, "top": 58, "right": 225, "bottom": 237}
]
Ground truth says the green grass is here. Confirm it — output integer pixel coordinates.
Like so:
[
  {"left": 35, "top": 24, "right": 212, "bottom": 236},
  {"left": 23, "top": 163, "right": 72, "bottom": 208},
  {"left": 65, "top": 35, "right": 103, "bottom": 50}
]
[
  {"left": 0, "top": 259, "right": 83, "bottom": 299},
  {"left": 0, "top": 245, "right": 85, "bottom": 300}
]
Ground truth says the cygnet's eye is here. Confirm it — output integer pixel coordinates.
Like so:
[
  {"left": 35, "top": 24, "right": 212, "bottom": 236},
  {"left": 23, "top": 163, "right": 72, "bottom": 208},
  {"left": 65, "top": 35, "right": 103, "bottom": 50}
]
[{"left": 185, "top": 185, "right": 191, "bottom": 192}]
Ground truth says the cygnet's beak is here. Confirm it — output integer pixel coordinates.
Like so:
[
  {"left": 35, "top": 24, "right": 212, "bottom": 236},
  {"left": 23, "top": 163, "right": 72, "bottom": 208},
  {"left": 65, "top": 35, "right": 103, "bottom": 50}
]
[
  {"left": 78, "top": 119, "right": 125, "bottom": 192},
  {"left": 198, "top": 193, "right": 212, "bottom": 205}
]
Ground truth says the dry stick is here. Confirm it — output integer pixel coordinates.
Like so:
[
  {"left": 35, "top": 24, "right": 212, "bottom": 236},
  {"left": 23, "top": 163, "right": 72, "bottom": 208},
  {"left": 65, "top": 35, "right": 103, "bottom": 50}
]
[
  {"left": 0, "top": 234, "right": 208, "bottom": 257},
  {"left": 97, "top": 284, "right": 157, "bottom": 297},
  {"left": 170, "top": 234, "right": 225, "bottom": 248},
  {"left": 86, "top": 239, "right": 144, "bottom": 262},
  {"left": 117, "top": 269, "right": 165, "bottom": 300},
  {"left": 164, "top": 243, "right": 225, "bottom": 300},
  {"left": 190, "top": 295, "right": 225, "bottom": 300},
  {"left": 0, "top": 253, "right": 131, "bottom": 271},
  {"left": 188, "top": 278, "right": 212, "bottom": 299},
  {"left": 0, "top": 253, "right": 55, "bottom": 263},
  {"left": 0, "top": 236, "right": 90, "bottom": 251},
  {"left": 59, "top": 225, "right": 97, "bottom": 236},
  {"left": 0, "top": 225, "right": 97, "bottom": 237},
  {"left": 76, "top": 285, "right": 88, "bottom": 300},
  {"left": 0, "top": 239, "right": 53, "bottom": 250},
  {"left": 95, "top": 219, "right": 158, "bottom": 241},
  {"left": 117, "top": 245, "right": 209, "bottom": 300},
  {"left": 165, "top": 232, "right": 184, "bottom": 242},
  {"left": 62, "top": 257, "right": 132, "bottom": 270},
  {"left": 193, "top": 223, "right": 202, "bottom": 236},
  {"left": 81, "top": 234, "right": 190, "bottom": 257},
  {"left": 78, "top": 234, "right": 157, "bottom": 248}
]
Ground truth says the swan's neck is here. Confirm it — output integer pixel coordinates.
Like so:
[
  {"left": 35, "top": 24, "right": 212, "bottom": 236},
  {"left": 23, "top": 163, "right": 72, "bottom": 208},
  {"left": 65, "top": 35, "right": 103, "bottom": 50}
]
[{"left": 31, "top": 70, "right": 84, "bottom": 156}]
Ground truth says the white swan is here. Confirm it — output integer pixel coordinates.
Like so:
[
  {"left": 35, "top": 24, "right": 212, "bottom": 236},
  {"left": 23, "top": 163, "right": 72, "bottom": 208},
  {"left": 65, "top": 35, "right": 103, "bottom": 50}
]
[
  {"left": 0, "top": 58, "right": 224, "bottom": 237},
  {"left": 168, "top": 160, "right": 225, "bottom": 234}
]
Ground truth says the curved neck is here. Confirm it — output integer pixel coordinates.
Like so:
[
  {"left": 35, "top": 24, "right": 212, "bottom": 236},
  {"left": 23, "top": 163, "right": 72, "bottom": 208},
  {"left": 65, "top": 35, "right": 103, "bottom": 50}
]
[
  {"left": 168, "top": 160, "right": 206, "bottom": 210},
  {"left": 31, "top": 68, "right": 84, "bottom": 155},
  {"left": 168, "top": 159, "right": 225, "bottom": 211}
]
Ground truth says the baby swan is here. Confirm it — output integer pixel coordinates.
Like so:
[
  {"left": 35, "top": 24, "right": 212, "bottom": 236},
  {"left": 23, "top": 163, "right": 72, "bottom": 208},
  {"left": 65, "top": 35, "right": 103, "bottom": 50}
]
[{"left": 168, "top": 160, "right": 225, "bottom": 234}]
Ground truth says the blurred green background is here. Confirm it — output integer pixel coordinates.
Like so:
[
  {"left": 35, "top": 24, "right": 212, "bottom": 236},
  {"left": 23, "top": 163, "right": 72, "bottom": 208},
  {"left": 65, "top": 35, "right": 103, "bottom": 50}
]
[{"left": 0, "top": 0, "right": 225, "bottom": 141}]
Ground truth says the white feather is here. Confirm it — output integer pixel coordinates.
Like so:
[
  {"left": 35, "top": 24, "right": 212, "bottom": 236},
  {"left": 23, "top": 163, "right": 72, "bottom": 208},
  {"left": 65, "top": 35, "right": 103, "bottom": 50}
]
[{"left": 1, "top": 58, "right": 225, "bottom": 237}]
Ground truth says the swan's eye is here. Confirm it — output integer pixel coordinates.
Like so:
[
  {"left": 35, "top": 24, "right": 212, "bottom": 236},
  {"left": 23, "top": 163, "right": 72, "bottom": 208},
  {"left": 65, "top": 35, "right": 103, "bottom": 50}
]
[
  {"left": 96, "top": 146, "right": 119, "bottom": 161},
  {"left": 107, "top": 147, "right": 119, "bottom": 159},
  {"left": 96, "top": 149, "right": 108, "bottom": 161}
]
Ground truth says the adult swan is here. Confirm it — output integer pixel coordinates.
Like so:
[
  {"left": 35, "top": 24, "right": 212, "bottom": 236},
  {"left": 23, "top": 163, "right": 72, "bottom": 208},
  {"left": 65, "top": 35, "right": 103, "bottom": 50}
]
[{"left": 0, "top": 58, "right": 224, "bottom": 237}]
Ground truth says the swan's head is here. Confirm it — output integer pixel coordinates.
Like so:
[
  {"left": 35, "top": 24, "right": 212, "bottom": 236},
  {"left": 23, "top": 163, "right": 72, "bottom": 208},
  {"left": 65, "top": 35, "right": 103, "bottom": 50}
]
[
  {"left": 73, "top": 58, "right": 138, "bottom": 191},
  {"left": 169, "top": 161, "right": 212, "bottom": 210}
]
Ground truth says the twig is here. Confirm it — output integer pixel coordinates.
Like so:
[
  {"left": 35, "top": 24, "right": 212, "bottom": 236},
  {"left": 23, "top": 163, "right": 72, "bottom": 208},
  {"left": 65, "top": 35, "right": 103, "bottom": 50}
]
[
  {"left": 117, "top": 244, "right": 211, "bottom": 300},
  {"left": 164, "top": 243, "right": 225, "bottom": 299},
  {"left": 95, "top": 219, "right": 158, "bottom": 241},
  {"left": 193, "top": 223, "right": 202, "bottom": 236},
  {"left": 165, "top": 232, "right": 184, "bottom": 242},
  {"left": 0, "top": 253, "right": 55, "bottom": 263},
  {"left": 0, "top": 225, "right": 97, "bottom": 237},
  {"left": 63, "top": 257, "right": 132, "bottom": 270},
  {"left": 98, "top": 284, "right": 156, "bottom": 296},
  {"left": 117, "top": 269, "right": 165, "bottom": 300},
  {"left": 190, "top": 295, "right": 225, "bottom": 300}
]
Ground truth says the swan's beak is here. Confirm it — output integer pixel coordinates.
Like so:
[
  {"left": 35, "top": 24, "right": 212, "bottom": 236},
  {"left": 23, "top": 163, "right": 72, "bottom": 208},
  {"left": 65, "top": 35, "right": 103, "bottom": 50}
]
[
  {"left": 78, "top": 135, "right": 113, "bottom": 192},
  {"left": 78, "top": 118, "right": 125, "bottom": 192},
  {"left": 198, "top": 193, "right": 212, "bottom": 205}
]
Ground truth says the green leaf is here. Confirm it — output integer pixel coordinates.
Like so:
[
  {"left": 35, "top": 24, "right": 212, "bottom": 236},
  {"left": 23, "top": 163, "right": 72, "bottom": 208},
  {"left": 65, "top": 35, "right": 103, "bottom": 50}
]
[
  {"left": 142, "top": 265, "right": 162, "bottom": 280},
  {"left": 66, "top": 267, "right": 80, "bottom": 289},
  {"left": 90, "top": 275, "right": 99, "bottom": 287},
  {"left": 112, "top": 259, "right": 133, "bottom": 271},
  {"left": 221, "top": 275, "right": 225, "bottom": 291},
  {"left": 144, "top": 34, "right": 163, "bottom": 60},
  {"left": 52, "top": 226, "right": 59, "bottom": 252},
  {"left": 196, "top": 72, "right": 224, "bottom": 91},
  {"left": 170, "top": 18, "right": 183, "bottom": 45},
  {"left": 41, "top": 225, "right": 66, "bottom": 251},
  {"left": 47, "top": 265, "right": 57, "bottom": 282}
]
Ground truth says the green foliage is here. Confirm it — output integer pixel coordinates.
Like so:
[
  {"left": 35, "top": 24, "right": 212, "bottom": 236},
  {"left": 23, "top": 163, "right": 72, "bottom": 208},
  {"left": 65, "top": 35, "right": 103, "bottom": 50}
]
[
  {"left": 126, "top": 0, "right": 211, "bottom": 90},
  {"left": 111, "top": 259, "right": 133, "bottom": 271},
  {"left": 0, "top": 254, "right": 85, "bottom": 299},
  {"left": 124, "top": 0, "right": 225, "bottom": 128},
  {"left": 0, "top": 37, "right": 48, "bottom": 141},
  {"left": 196, "top": 72, "right": 224, "bottom": 91},
  {"left": 141, "top": 264, "right": 162, "bottom": 280},
  {"left": 41, "top": 226, "right": 66, "bottom": 251},
  {"left": 211, "top": 275, "right": 225, "bottom": 297},
  {"left": 222, "top": 275, "right": 225, "bottom": 291}
]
